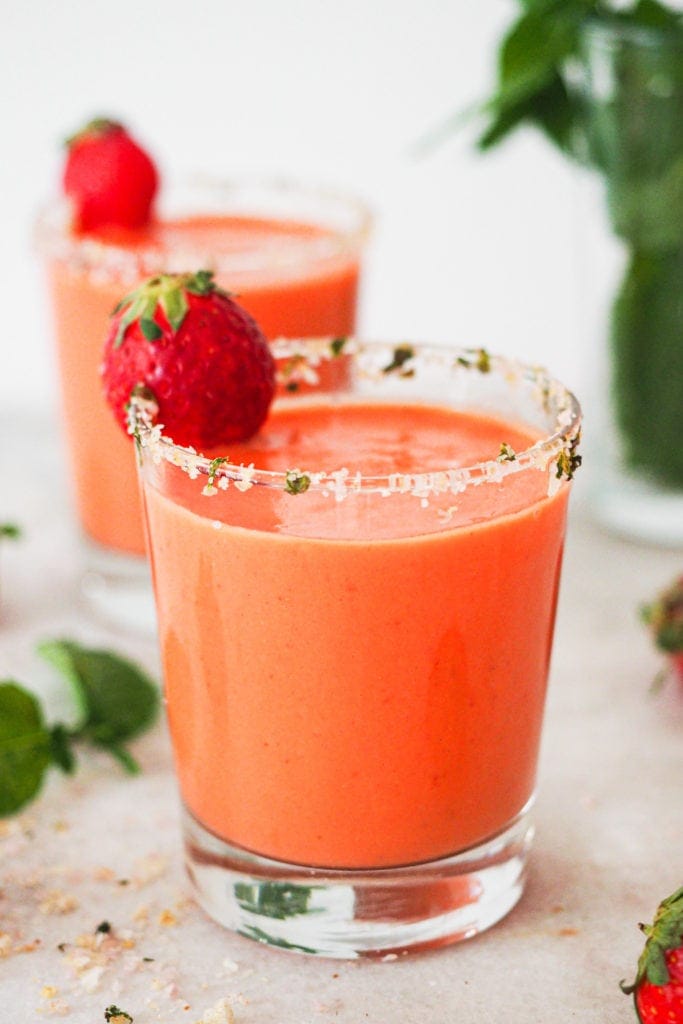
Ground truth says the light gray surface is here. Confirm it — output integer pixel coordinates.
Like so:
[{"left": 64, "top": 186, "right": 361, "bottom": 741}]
[{"left": 1, "top": 416, "right": 681, "bottom": 1023}]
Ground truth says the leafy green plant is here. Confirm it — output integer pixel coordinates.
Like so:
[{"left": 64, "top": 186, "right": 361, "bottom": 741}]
[
  {"left": 478, "top": 0, "right": 683, "bottom": 488},
  {"left": 0, "top": 638, "right": 159, "bottom": 816}
]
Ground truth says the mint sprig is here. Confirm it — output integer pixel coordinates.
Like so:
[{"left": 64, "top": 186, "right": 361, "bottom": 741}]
[
  {"left": 0, "top": 684, "right": 52, "bottom": 817},
  {"left": 476, "top": 0, "right": 683, "bottom": 158},
  {"left": 0, "top": 639, "right": 159, "bottom": 816}
]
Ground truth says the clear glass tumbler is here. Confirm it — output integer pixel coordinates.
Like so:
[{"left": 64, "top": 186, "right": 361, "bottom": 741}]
[
  {"left": 577, "top": 19, "right": 683, "bottom": 546},
  {"left": 133, "top": 338, "right": 581, "bottom": 957},
  {"left": 35, "top": 179, "right": 372, "bottom": 631}
]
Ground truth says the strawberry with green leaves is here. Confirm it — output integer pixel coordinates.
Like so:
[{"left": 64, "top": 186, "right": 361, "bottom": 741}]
[
  {"left": 63, "top": 117, "right": 158, "bottom": 232},
  {"left": 622, "top": 887, "right": 683, "bottom": 1023},
  {"left": 642, "top": 575, "right": 683, "bottom": 688},
  {"left": 101, "top": 270, "right": 275, "bottom": 450}
]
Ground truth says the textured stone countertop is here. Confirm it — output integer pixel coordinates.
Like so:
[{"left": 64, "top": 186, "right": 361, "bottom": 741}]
[{"left": 0, "top": 415, "right": 681, "bottom": 1024}]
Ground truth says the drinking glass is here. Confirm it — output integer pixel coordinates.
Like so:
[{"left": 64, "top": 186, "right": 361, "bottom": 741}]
[
  {"left": 577, "top": 19, "right": 683, "bottom": 545},
  {"left": 133, "top": 338, "right": 581, "bottom": 957},
  {"left": 35, "top": 179, "right": 372, "bottom": 631}
]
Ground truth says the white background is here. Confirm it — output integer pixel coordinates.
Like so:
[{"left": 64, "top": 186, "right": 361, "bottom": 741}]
[{"left": 2, "top": 0, "right": 587, "bottom": 419}]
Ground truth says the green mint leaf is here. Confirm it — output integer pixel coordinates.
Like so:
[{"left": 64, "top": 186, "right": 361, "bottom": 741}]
[
  {"left": 0, "top": 523, "right": 21, "bottom": 540},
  {"left": 497, "top": 4, "right": 582, "bottom": 105},
  {"left": 284, "top": 471, "right": 311, "bottom": 495},
  {"left": 382, "top": 345, "right": 415, "bottom": 374},
  {"left": 0, "top": 682, "right": 51, "bottom": 816},
  {"left": 49, "top": 724, "right": 77, "bottom": 775},
  {"left": 105, "top": 744, "right": 140, "bottom": 776},
  {"left": 624, "top": 0, "right": 683, "bottom": 31},
  {"left": 498, "top": 442, "right": 517, "bottom": 462},
  {"left": 330, "top": 336, "right": 347, "bottom": 356},
  {"left": 36, "top": 640, "right": 159, "bottom": 757},
  {"left": 104, "top": 1008, "right": 134, "bottom": 1024}
]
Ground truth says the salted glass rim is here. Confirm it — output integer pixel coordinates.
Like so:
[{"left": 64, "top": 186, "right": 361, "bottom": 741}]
[
  {"left": 33, "top": 175, "right": 374, "bottom": 278},
  {"left": 130, "top": 338, "right": 582, "bottom": 502}
]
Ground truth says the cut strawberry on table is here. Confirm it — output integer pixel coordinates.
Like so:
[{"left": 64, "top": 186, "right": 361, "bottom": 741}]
[
  {"left": 621, "top": 887, "right": 683, "bottom": 1023},
  {"left": 63, "top": 116, "right": 158, "bottom": 231},
  {"left": 642, "top": 575, "right": 683, "bottom": 688},
  {"left": 101, "top": 270, "right": 276, "bottom": 450}
]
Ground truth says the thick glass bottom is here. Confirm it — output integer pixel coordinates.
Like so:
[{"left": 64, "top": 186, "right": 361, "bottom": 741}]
[
  {"left": 80, "top": 537, "right": 157, "bottom": 636},
  {"left": 183, "top": 805, "right": 533, "bottom": 958}
]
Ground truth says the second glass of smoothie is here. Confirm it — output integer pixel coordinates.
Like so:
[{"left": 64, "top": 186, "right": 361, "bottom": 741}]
[{"left": 35, "top": 179, "right": 372, "bottom": 629}]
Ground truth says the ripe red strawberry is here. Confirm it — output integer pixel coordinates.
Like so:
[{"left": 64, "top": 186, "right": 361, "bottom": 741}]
[
  {"left": 622, "top": 887, "right": 683, "bottom": 1023},
  {"left": 642, "top": 575, "right": 683, "bottom": 689},
  {"left": 63, "top": 117, "right": 158, "bottom": 231},
  {"left": 101, "top": 270, "right": 275, "bottom": 450}
]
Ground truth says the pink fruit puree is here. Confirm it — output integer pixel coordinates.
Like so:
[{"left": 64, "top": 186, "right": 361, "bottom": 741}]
[{"left": 141, "top": 400, "right": 569, "bottom": 869}]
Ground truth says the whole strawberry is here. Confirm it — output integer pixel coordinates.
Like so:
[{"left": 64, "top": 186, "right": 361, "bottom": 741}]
[
  {"left": 63, "top": 117, "right": 158, "bottom": 231},
  {"left": 642, "top": 575, "right": 683, "bottom": 688},
  {"left": 622, "top": 887, "right": 683, "bottom": 1023},
  {"left": 102, "top": 270, "right": 275, "bottom": 450}
]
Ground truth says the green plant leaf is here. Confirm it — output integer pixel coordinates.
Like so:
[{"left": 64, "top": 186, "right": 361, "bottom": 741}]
[
  {"left": 611, "top": 247, "right": 683, "bottom": 486},
  {"left": 49, "top": 723, "right": 77, "bottom": 775},
  {"left": 36, "top": 640, "right": 159, "bottom": 760},
  {"left": 0, "top": 682, "right": 52, "bottom": 816}
]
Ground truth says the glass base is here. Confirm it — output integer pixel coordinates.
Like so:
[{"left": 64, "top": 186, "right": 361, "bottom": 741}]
[
  {"left": 79, "top": 537, "right": 157, "bottom": 636},
  {"left": 590, "top": 464, "right": 683, "bottom": 548},
  {"left": 183, "top": 806, "right": 533, "bottom": 958}
]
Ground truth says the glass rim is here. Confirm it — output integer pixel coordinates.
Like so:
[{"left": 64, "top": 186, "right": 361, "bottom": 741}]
[
  {"left": 131, "top": 338, "right": 582, "bottom": 503},
  {"left": 33, "top": 174, "right": 374, "bottom": 278}
]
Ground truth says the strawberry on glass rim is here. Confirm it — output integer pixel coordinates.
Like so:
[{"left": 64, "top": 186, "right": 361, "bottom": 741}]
[
  {"left": 63, "top": 116, "right": 158, "bottom": 232},
  {"left": 621, "top": 887, "right": 683, "bottom": 1023},
  {"left": 642, "top": 575, "right": 683, "bottom": 690},
  {"left": 101, "top": 270, "right": 276, "bottom": 451}
]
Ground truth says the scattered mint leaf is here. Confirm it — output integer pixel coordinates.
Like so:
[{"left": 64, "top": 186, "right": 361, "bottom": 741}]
[
  {"left": 0, "top": 642, "right": 159, "bottom": 817},
  {"left": 37, "top": 639, "right": 159, "bottom": 772},
  {"left": 457, "top": 348, "right": 491, "bottom": 373},
  {"left": 330, "top": 336, "right": 347, "bottom": 356},
  {"left": 49, "top": 723, "right": 77, "bottom": 775},
  {"left": 382, "top": 345, "right": 415, "bottom": 374},
  {"left": 104, "top": 1008, "right": 134, "bottom": 1024},
  {"left": 0, "top": 682, "right": 52, "bottom": 816},
  {"left": 0, "top": 523, "right": 21, "bottom": 540},
  {"left": 284, "top": 470, "right": 311, "bottom": 495},
  {"left": 207, "top": 456, "right": 228, "bottom": 487}
]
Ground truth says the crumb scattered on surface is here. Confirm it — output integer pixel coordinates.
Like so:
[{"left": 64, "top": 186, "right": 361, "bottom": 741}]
[
  {"left": 39, "top": 890, "right": 79, "bottom": 915},
  {"left": 195, "top": 997, "right": 235, "bottom": 1024}
]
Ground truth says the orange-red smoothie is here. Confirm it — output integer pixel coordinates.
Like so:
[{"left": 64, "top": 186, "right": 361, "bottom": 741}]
[
  {"left": 141, "top": 399, "right": 570, "bottom": 870},
  {"left": 42, "top": 206, "right": 367, "bottom": 555}
]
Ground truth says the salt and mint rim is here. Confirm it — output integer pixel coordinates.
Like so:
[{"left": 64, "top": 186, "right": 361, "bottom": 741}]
[
  {"left": 33, "top": 177, "right": 373, "bottom": 284},
  {"left": 129, "top": 338, "right": 582, "bottom": 506}
]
